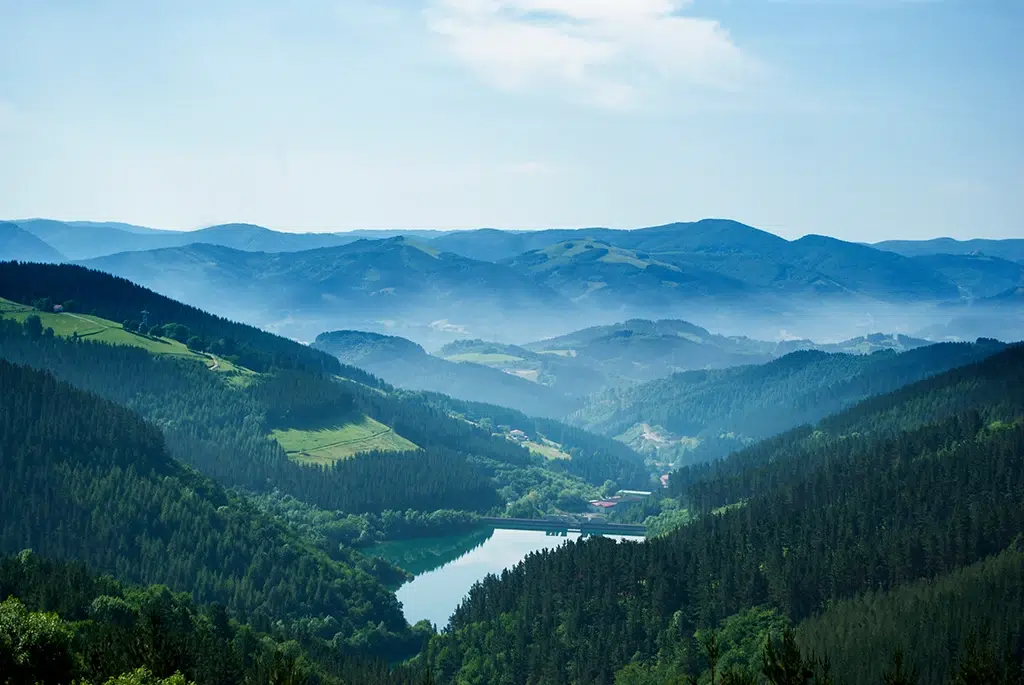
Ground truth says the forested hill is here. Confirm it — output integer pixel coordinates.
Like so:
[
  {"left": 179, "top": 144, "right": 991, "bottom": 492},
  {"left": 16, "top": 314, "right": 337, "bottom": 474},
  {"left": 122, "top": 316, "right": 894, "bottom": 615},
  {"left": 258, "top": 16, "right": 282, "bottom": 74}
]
[
  {"left": 313, "top": 329, "right": 579, "bottom": 419},
  {"left": 0, "top": 261, "right": 345, "bottom": 375},
  {"left": 0, "top": 358, "right": 416, "bottom": 656},
  {"left": 573, "top": 339, "right": 1006, "bottom": 462},
  {"left": 0, "top": 315, "right": 508, "bottom": 515},
  {"left": 417, "top": 392, "right": 649, "bottom": 488},
  {"left": 0, "top": 267, "right": 648, "bottom": 516},
  {"left": 0, "top": 552, "right": 435, "bottom": 685},
  {"left": 423, "top": 344, "right": 1024, "bottom": 685}
]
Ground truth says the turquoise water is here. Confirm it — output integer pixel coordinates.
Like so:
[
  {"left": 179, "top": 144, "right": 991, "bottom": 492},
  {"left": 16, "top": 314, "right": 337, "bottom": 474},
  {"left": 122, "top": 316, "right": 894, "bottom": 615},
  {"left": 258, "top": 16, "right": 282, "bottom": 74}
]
[{"left": 368, "top": 527, "right": 644, "bottom": 628}]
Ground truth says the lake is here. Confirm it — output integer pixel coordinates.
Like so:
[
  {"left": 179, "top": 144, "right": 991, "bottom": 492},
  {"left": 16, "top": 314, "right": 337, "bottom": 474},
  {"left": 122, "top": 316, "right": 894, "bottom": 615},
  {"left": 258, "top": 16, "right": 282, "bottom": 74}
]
[{"left": 368, "top": 526, "right": 645, "bottom": 628}]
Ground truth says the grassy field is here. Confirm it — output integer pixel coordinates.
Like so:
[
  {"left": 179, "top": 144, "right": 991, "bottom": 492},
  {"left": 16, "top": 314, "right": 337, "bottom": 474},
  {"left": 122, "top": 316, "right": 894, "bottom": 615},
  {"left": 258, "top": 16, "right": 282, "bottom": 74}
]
[
  {"left": 537, "top": 349, "right": 576, "bottom": 357},
  {"left": 0, "top": 297, "right": 251, "bottom": 380},
  {"left": 445, "top": 352, "right": 525, "bottom": 365},
  {"left": 271, "top": 415, "right": 418, "bottom": 466},
  {"left": 524, "top": 438, "right": 572, "bottom": 461},
  {"left": 507, "top": 368, "right": 540, "bottom": 382}
]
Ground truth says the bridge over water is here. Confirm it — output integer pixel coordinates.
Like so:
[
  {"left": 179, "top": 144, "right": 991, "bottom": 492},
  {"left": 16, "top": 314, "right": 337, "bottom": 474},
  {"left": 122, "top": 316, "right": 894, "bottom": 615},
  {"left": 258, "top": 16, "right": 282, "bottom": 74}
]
[{"left": 481, "top": 517, "right": 646, "bottom": 536}]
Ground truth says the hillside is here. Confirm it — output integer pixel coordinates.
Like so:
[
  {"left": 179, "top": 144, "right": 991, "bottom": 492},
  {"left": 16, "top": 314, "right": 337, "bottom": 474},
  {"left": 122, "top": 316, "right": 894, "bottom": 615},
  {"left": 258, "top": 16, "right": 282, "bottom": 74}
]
[
  {"left": 80, "top": 238, "right": 571, "bottom": 342},
  {"left": 436, "top": 322, "right": 937, "bottom": 402},
  {"left": 910, "top": 252, "right": 1024, "bottom": 298},
  {"left": 0, "top": 263, "right": 646, "bottom": 519},
  {"left": 44, "top": 217, "right": 1023, "bottom": 346},
  {"left": 876, "top": 236, "right": 1024, "bottom": 263},
  {"left": 0, "top": 261, "right": 342, "bottom": 374},
  {"left": 0, "top": 358, "right": 413, "bottom": 653},
  {"left": 572, "top": 340, "right": 1007, "bottom": 463},
  {"left": 422, "top": 344, "right": 1024, "bottom": 685},
  {"left": 0, "top": 221, "right": 65, "bottom": 262},
  {"left": 312, "top": 330, "right": 578, "bottom": 418},
  {"left": 0, "top": 552, "right": 431, "bottom": 685},
  {"left": 504, "top": 238, "right": 751, "bottom": 306},
  {"left": 12, "top": 218, "right": 363, "bottom": 259},
  {"left": 525, "top": 318, "right": 774, "bottom": 384}
]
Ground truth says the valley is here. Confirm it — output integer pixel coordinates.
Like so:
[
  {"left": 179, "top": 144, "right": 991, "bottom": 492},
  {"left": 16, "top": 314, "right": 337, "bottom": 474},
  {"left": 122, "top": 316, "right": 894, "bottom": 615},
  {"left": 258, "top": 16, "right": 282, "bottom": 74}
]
[
  {"left": 4, "top": 7, "right": 1022, "bottom": 682},
  {"left": 1, "top": 244, "right": 1022, "bottom": 685}
]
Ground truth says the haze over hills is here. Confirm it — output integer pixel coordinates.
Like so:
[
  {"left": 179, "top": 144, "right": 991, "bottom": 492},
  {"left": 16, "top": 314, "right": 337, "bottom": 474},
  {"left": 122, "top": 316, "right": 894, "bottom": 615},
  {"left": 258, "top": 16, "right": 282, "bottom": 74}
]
[
  {"left": 0, "top": 221, "right": 66, "bottom": 263},
  {"left": 2, "top": 260, "right": 1023, "bottom": 684},
  {"left": 876, "top": 237, "right": 1024, "bottom": 263},
  {"left": 312, "top": 329, "right": 579, "bottom": 418},
  {"left": 571, "top": 338, "right": 1008, "bottom": 465},
  {"left": 909, "top": 253, "right": 1024, "bottom": 298},
  {"left": 312, "top": 318, "right": 941, "bottom": 416},
  {"left": 3, "top": 215, "right": 1023, "bottom": 345}
]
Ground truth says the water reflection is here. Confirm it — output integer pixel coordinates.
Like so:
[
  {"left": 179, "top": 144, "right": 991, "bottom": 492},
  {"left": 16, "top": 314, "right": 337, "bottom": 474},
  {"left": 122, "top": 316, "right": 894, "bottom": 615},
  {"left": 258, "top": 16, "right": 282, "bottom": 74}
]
[{"left": 366, "top": 527, "right": 644, "bottom": 628}]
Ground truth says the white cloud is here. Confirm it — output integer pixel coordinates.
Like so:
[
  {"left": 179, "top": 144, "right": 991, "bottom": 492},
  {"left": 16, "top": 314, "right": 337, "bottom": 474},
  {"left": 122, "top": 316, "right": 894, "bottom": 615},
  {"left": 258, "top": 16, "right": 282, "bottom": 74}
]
[{"left": 426, "top": 0, "right": 754, "bottom": 108}]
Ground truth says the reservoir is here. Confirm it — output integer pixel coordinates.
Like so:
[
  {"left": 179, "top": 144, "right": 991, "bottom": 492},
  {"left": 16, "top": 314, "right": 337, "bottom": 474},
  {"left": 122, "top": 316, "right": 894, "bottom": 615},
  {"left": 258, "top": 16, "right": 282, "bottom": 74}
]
[{"left": 368, "top": 526, "right": 645, "bottom": 628}]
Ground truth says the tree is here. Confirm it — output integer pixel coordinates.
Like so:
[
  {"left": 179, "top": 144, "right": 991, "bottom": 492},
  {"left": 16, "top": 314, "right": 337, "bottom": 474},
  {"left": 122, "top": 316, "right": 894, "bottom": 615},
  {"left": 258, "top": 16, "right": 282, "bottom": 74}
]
[
  {"left": 883, "top": 649, "right": 917, "bottom": 685},
  {"left": 23, "top": 314, "right": 43, "bottom": 338},
  {"left": 761, "top": 630, "right": 814, "bottom": 685},
  {"left": 0, "top": 597, "right": 76, "bottom": 685}
]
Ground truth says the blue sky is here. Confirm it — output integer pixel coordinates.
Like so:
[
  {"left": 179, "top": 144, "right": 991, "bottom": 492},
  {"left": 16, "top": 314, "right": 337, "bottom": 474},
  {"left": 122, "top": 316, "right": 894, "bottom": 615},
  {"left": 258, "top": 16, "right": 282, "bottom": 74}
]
[{"left": 1, "top": 0, "right": 1020, "bottom": 240}]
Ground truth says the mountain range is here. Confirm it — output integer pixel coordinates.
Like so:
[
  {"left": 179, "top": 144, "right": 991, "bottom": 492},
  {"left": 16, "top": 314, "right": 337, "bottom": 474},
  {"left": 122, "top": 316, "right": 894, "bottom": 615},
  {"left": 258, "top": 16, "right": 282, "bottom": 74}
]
[
  {"left": 3, "top": 217, "right": 1023, "bottom": 344},
  {"left": 312, "top": 318, "right": 940, "bottom": 419}
]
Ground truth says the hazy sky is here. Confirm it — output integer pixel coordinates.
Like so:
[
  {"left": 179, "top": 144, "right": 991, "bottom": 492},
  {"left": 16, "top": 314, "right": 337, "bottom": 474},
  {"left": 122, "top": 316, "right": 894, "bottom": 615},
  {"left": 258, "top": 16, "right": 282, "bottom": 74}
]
[{"left": 1, "top": 0, "right": 1021, "bottom": 240}]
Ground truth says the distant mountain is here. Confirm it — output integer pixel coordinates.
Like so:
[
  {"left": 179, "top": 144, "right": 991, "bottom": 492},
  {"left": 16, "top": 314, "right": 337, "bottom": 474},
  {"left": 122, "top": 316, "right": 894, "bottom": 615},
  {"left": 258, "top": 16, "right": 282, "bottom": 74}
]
[
  {"left": 433, "top": 221, "right": 960, "bottom": 305},
  {"left": 180, "top": 223, "right": 359, "bottom": 252},
  {"left": 21, "top": 215, "right": 1018, "bottom": 343},
  {"left": 429, "top": 219, "right": 790, "bottom": 263},
  {"left": 910, "top": 253, "right": 1024, "bottom": 299},
  {"left": 14, "top": 218, "right": 369, "bottom": 259},
  {"left": 504, "top": 239, "right": 751, "bottom": 305},
  {"left": 875, "top": 237, "right": 1024, "bottom": 263},
  {"left": 312, "top": 330, "right": 577, "bottom": 418},
  {"left": 0, "top": 221, "right": 65, "bottom": 263},
  {"left": 774, "top": 332, "right": 932, "bottom": 355},
  {"left": 62, "top": 220, "right": 178, "bottom": 235},
  {"left": 523, "top": 318, "right": 773, "bottom": 384},
  {"left": 81, "top": 238, "right": 570, "bottom": 340},
  {"left": 571, "top": 339, "right": 1007, "bottom": 464},
  {"left": 436, "top": 320, "right": 936, "bottom": 401},
  {"left": 14, "top": 219, "right": 180, "bottom": 260},
  {"left": 918, "top": 285, "right": 1024, "bottom": 342}
]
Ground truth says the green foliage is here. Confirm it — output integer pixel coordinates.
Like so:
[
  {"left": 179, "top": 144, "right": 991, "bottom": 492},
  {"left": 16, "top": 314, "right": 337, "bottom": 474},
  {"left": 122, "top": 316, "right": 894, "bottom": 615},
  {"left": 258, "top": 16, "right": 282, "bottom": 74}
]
[
  {"left": 0, "top": 597, "right": 75, "bottom": 685},
  {"left": 0, "top": 358, "right": 411, "bottom": 654},
  {"left": 0, "top": 552, "right": 431, "bottom": 685},
  {"left": 578, "top": 341, "right": 1005, "bottom": 465},
  {"left": 424, "top": 345, "right": 1024, "bottom": 684},
  {"left": 89, "top": 668, "right": 193, "bottom": 685},
  {"left": 0, "top": 262, "right": 341, "bottom": 375},
  {"left": 22, "top": 313, "right": 42, "bottom": 338}
]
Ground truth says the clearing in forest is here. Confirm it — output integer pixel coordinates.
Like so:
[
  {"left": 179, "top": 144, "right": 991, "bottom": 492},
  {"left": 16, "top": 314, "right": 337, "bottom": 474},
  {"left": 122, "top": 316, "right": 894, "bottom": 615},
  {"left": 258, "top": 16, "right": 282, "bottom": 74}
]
[
  {"left": 444, "top": 352, "right": 525, "bottom": 365},
  {"left": 0, "top": 297, "right": 251, "bottom": 379},
  {"left": 271, "top": 415, "right": 418, "bottom": 465}
]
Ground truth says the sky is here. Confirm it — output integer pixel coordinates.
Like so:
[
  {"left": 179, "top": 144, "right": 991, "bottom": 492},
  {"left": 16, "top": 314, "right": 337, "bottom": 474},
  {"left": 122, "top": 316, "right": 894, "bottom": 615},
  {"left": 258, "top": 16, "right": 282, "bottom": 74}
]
[{"left": 0, "top": 0, "right": 1021, "bottom": 241}]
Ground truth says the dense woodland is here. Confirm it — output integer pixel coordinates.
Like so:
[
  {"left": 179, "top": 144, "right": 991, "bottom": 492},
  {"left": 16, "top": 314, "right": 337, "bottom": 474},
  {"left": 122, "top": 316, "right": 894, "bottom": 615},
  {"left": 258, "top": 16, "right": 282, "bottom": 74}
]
[
  {"left": 419, "top": 392, "right": 650, "bottom": 489},
  {"left": 0, "top": 317, "right": 503, "bottom": 516},
  {"left": 574, "top": 341, "right": 1006, "bottom": 463},
  {"left": 0, "top": 359, "right": 419, "bottom": 657},
  {"left": 0, "top": 552, "right": 434, "bottom": 685},
  {"left": 422, "top": 345, "right": 1024, "bottom": 684}
]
